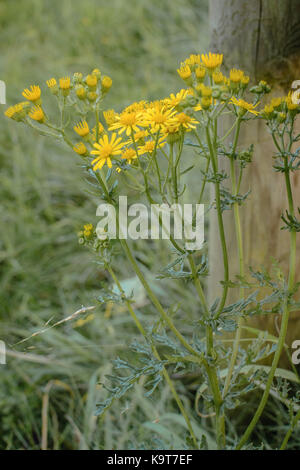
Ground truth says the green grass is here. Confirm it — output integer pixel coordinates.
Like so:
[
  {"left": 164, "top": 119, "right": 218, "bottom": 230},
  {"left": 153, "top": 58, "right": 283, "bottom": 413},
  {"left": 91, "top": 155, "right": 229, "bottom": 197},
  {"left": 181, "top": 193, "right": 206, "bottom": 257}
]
[{"left": 0, "top": 0, "right": 211, "bottom": 450}]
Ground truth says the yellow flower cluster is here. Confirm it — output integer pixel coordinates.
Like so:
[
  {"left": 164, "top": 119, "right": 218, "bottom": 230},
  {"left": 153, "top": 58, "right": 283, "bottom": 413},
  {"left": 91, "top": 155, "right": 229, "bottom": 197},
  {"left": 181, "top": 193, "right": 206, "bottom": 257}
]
[
  {"left": 5, "top": 54, "right": 275, "bottom": 175},
  {"left": 260, "top": 93, "right": 299, "bottom": 121},
  {"left": 5, "top": 85, "right": 44, "bottom": 122},
  {"left": 81, "top": 88, "right": 205, "bottom": 170},
  {"left": 175, "top": 52, "right": 257, "bottom": 114}
]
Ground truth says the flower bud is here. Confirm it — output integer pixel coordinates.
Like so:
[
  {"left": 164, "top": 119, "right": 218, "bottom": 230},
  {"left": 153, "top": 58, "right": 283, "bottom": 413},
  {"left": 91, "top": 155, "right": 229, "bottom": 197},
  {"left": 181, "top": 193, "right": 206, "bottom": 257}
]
[
  {"left": 92, "top": 68, "right": 101, "bottom": 80},
  {"left": 86, "top": 74, "right": 98, "bottom": 90},
  {"left": 76, "top": 85, "right": 87, "bottom": 100},
  {"left": 201, "top": 96, "right": 212, "bottom": 110},
  {"left": 195, "top": 66, "right": 206, "bottom": 82},
  {"left": 73, "top": 73, "right": 83, "bottom": 84},
  {"left": 87, "top": 91, "right": 97, "bottom": 102},
  {"left": 277, "top": 112, "right": 287, "bottom": 123},
  {"left": 101, "top": 76, "right": 112, "bottom": 93},
  {"left": 46, "top": 78, "right": 59, "bottom": 95}
]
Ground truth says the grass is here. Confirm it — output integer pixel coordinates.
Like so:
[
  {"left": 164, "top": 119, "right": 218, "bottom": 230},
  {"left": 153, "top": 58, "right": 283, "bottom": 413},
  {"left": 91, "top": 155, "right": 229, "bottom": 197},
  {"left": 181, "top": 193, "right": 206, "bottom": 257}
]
[{"left": 0, "top": 0, "right": 211, "bottom": 450}]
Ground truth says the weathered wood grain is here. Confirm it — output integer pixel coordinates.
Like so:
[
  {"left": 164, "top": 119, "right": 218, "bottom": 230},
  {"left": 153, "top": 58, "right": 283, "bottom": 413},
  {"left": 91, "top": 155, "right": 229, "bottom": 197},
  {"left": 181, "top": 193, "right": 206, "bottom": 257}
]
[{"left": 208, "top": 0, "right": 300, "bottom": 352}]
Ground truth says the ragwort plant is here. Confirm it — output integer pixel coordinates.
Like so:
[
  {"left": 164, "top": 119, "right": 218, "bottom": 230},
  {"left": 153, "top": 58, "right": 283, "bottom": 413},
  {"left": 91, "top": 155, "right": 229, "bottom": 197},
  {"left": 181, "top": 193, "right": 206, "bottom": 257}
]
[{"left": 5, "top": 53, "right": 300, "bottom": 450}]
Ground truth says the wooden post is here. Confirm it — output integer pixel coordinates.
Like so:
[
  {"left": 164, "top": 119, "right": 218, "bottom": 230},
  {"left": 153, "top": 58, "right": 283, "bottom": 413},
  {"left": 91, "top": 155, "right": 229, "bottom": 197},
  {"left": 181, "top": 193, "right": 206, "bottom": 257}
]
[{"left": 208, "top": 0, "right": 300, "bottom": 348}]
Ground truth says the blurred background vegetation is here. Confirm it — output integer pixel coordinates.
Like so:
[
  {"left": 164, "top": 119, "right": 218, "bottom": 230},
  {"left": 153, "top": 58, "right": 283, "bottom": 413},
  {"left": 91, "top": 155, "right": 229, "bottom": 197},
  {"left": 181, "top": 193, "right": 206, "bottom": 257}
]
[{"left": 0, "top": 0, "right": 297, "bottom": 450}]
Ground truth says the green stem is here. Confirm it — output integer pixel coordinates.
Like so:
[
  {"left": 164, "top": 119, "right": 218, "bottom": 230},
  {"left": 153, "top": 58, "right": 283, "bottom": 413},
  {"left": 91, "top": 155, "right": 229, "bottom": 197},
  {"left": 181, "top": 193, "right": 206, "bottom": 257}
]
[
  {"left": 106, "top": 264, "right": 198, "bottom": 448},
  {"left": 197, "top": 156, "right": 210, "bottom": 205},
  {"left": 223, "top": 120, "right": 243, "bottom": 396},
  {"left": 223, "top": 156, "right": 244, "bottom": 397},
  {"left": 119, "top": 238, "right": 201, "bottom": 359},
  {"left": 236, "top": 159, "right": 297, "bottom": 449},
  {"left": 188, "top": 254, "right": 225, "bottom": 448},
  {"left": 219, "top": 118, "right": 238, "bottom": 143},
  {"left": 280, "top": 409, "right": 300, "bottom": 450},
  {"left": 97, "top": 179, "right": 197, "bottom": 358},
  {"left": 95, "top": 107, "right": 100, "bottom": 142},
  {"left": 188, "top": 255, "right": 210, "bottom": 318},
  {"left": 206, "top": 125, "right": 229, "bottom": 318},
  {"left": 170, "top": 143, "right": 178, "bottom": 203}
]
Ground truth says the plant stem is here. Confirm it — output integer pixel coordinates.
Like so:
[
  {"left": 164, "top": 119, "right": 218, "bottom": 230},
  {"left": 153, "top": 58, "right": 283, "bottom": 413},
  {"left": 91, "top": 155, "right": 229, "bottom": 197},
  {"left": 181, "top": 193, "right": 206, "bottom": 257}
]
[
  {"left": 188, "top": 255, "right": 210, "bottom": 318},
  {"left": 188, "top": 253, "right": 225, "bottom": 448},
  {"left": 106, "top": 264, "right": 198, "bottom": 448},
  {"left": 236, "top": 157, "right": 297, "bottom": 449},
  {"left": 280, "top": 409, "right": 300, "bottom": 450},
  {"left": 119, "top": 238, "right": 201, "bottom": 359},
  {"left": 197, "top": 156, "right": 210, "bottom": 205},
  {"left": 223, "top": 121, "right": 244, "bottom": 397},
  {"left": 206, "top": 125, "right": 229, "bottom": 318},
  {"left": 170, "top": 143, "right": 178, "bottom": 203}
]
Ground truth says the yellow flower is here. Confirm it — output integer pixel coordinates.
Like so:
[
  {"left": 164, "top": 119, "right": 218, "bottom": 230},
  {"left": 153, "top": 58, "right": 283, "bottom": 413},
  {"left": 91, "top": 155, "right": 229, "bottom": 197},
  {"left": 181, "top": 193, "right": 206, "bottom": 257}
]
[
  {"left": 260, "top": 104, "right": 274, "bottom": 118},
  {"left": 131, "top": 129, "right": 149, "bottom": 142},
  {"left": 101, "top": 76, "right": 112, "bottom": 92},
  {"left": 109, "top": 110, "right": 142, "bottom": 136},
  {"left": 141, "top": 105, "right": 176, "bottom": 132},
  {"left": 270, "top": 97, "right": 284, "bottom": 108},
  {"left": 83, "top": 223, "right": 93, "bottom": 237},
  {"left": 121, "top": 148, "right": 137, "bottom": 164},
  {"left": 195, "top": 65, "right": 206, "bottom": 81},
  {"left": 201, "top": 96, "right": 212, "bottom": 109},
  {"left": 73, "top": 142, "right": 88, "bottom": 155},
  {"left": 5, "top": 106, "right": 18, "bottom": 119},
  {"left": 138, "top": 138, "right": 165, "bottom": 155},
  {"left": 103, "top": 109, "right": 118, "bottom": 126},
  {"left": 229, "top": 68, "right": 244, "bottom": 84},
  {"left": 22, "top": 85, "right": 41, "bottom": 102},
  {"left": 175, "top": 112, "right": 198, "bottom": 130},
  {"left": 29, "top": 105, "right": 45, "bottom": 123},
  {"left": 59, "top": 77, "right": 71, "bottom": 90},
  {"left": 161, "top": 119, "right": 181, "bottom": 142},
  {"left": 75, "top": 85, "right": 86, "bottom": 100},
  {"left": 4, "top": 102, "right": 29, "bottom": 120},
  {"left": 185, "top": 54, "right": 201, "bottom": 68},
  {"left": 91, "top": 133, "right": 124, "bottom": 170},
  {"left": 46, "top": 78, "right": 57, "bottom": 89},
  {"left": 125, "top": 100, "right": 148, "bottom": 113},
  {"left": 201, "top": 52, "right": 223, "bottom": 71},
  {"left": 92, "top": 68, "right": 101, "bottom": 79},
  {"left": 277, "top": 112, "right": 287, "bottom": 123},
  {"left": 126, "top": 129, "right": 149, "bottom": 147},
  {"left": 212, "top": 71, "right": 224, "bottom": 84},
  {"left": 74, "top": 120, "right": 90, "bottom": 137},
  {"left": 230, "top": 96, "right": 259, "bottom": 115},
  {"left": 87, "top": 91, "right": 97, "bottom": 102},
  {"left": 162, "top": 119, "right": 180, "bottom": 136},
  {"left": 86, "top": 74, "right": 98, "bottom": 88},
  {"left": 241, "top": 75, "right": 250, "bottom": 86},
  {"left": 196, "top": 83, "right": 212, "bottom": 98},
  {"left": 164, "top": 89, "right": 192, "bottom": 108},
  {"left": 177, "top": 64, "right": 192, "bottom": 81}
]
